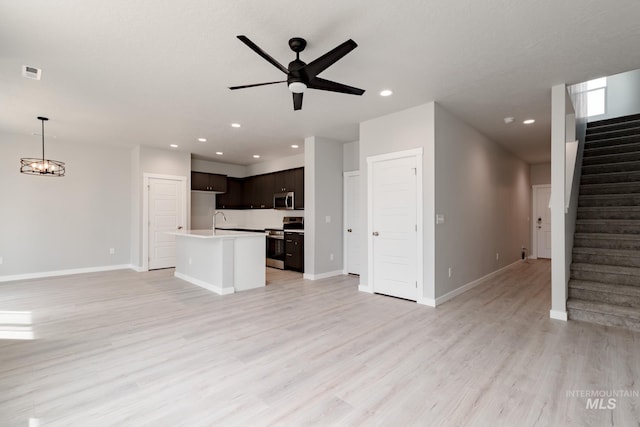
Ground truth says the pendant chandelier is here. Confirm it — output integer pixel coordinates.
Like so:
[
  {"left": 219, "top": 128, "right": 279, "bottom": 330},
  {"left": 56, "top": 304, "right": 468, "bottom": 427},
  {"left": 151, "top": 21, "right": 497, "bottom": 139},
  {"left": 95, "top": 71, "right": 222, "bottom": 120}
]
[{"left": 20, "top": 116, "right": 65, "bottom": 177}]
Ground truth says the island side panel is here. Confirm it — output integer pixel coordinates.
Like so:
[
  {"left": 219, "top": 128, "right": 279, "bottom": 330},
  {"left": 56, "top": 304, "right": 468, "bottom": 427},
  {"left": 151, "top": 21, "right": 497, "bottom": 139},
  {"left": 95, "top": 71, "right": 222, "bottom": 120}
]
[
  {"left": 233, "top": 235, "right": 266, "bottom": 291},
  {"left": 174, "top": 235, "right": 231, "bottom": 295}
]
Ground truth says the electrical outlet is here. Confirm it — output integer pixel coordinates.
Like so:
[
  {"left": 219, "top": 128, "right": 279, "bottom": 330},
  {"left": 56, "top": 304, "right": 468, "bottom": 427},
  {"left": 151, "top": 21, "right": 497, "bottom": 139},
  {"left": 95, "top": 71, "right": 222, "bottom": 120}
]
[
  {"left": 496, "top": 252, "right": 499, "bottom": 261},
  {"left": 188, "top": 258, "right": 193, "bottom": 265},
  {"left": 109, "top": 248, "right": 115, "bottom": 255},
  {"left": 330, "top": 253, "right": 334, "bottom": 261},
  {"left": 325, "top": 215, "right": 331, "bottom": 223},
  {"left": 448, "top": 267, "right": 452, "bottom": 278}
]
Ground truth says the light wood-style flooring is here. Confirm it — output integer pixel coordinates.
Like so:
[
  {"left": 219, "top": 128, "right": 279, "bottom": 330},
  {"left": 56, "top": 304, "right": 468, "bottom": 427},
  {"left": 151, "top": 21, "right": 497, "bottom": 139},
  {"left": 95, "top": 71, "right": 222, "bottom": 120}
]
[{"left": 1, "top": 261, "right": 639, "bottom": 426}]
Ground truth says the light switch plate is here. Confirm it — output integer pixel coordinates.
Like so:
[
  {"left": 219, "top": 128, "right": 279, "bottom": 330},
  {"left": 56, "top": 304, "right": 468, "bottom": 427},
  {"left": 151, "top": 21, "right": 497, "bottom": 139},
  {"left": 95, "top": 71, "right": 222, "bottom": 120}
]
[
  {"left": 436, "top": 214, "right": 445, "bottom": 224},
  {"left": 325, "top": 215, "right": 331, "bottom": 223}
]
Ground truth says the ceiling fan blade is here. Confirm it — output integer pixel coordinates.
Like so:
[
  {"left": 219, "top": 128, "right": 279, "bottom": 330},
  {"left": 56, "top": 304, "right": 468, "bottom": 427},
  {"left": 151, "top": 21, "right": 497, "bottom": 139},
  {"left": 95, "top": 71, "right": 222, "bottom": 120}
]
[
  {"left": 303, "top": 39, "right": 357, "bottom": 79},
  {"left": 293, "top": 92, "right": 303, "bottom": 111},
  {"left": 307, "top": 77, "right": 365, "bottom": 95},
  {"left": 237, "top": 35, "right": 289, "bottom": 74},
  {"left": 229, "top": 81, "right": 286, "bottom": 90}
]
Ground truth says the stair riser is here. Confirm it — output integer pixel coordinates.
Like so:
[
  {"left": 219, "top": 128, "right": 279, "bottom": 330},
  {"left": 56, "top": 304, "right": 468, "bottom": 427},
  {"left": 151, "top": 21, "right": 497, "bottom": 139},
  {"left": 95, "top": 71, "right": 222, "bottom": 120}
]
[
  {"left": 579, "top": 196, "right": 640, "bottom": 207},
  {"left": 582, "top": 163, "right": 640, "bottom": 175},
  {"left": 569, "top": 288, "right": 640, "bottom": 308},
  {"left": 575, "top": 223, "right": 640, "bottom": 234},
  {"left": 579, "top": 184, "right": 640, "bottom": 195},
  {"left": 570, "top": 269, "right": 640, "bottom": 287},
  {"left": 568, "top": 308, "right": 640, "bottom": 331},
  {"left": 573, "top": 237, "right": 640, "bottom": 250},
  {"left": 580, "top": 172, "right": 640, "bottom": 185},
  {"left": 572, "top": 252, "right": 640, "bottom": 268},
  {"left": 587, "top": 117, "right": 640, "bottom": 132},
  {"left": 584, "top": 143, "right": 640, "bottom": 157},
  {"left": 584, "top": 135, "right": 640, "bottom": 150},
  {"left": 582, "top": 152, "right": 640, "bottom": 166},
  {"left": 586, "top": 126, "right": 640, "bottom": 140},
  {"left": 577, "top": 210, "right": 640, "bottom": 220}
]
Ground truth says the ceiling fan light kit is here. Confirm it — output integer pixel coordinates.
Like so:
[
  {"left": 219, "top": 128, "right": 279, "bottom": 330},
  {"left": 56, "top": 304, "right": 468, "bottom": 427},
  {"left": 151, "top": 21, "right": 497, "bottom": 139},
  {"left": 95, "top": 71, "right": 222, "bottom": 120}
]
[
  {"left": 229, "top": 35, "right": 365, "bottom": 111},
  {"left": 20, "top": 117, "right": 66, "bottom": 177}
]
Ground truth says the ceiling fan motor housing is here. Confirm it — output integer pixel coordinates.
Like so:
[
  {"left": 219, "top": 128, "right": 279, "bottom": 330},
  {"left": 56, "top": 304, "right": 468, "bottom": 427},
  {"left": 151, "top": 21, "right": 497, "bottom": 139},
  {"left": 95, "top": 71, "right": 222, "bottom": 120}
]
[{"left": 287, "top": 59, "right": 308, "bottom": 92}]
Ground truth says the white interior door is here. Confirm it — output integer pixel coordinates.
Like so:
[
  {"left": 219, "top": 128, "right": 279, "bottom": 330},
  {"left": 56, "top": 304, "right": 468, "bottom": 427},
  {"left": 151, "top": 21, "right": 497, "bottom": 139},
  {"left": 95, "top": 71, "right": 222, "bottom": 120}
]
[
  {"left": 534, "top": 185, "right": 552, "bottom": 259},
  {"left": 370, "top": 156, "right": 418, "bottom": 301},
  {"left": 344, "top": 172, "right": 360, "bottom": 275},
  {"left": 149, "top": 177, "right": 185, "bottom": 269}
]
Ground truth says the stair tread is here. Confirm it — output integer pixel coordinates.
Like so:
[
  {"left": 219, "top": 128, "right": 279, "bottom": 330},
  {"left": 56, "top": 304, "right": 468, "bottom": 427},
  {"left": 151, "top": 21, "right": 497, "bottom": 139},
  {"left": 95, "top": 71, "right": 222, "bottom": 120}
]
[
  {"left": 576, "top": 219, "right": 640, "bottom": 225},
  {"left": 588, "top": 114, "right": 640, "bottom": 128},
  {"left": 580, "top": 182, "right": 640, "bottom": 188},
  {"left": 567, "top": 299, "right": 640, "bottom": 320},
  {"left": 569, "top": 279, "right": 640, "bottom": 297},
  {"left": 584, "top": 141, "right": 640, "bottom": 152},
  {"left": 583, "top": 151, "right": 640, "bottom": 161},
  {"left": 574, "top": 232, "right": 640, "bottom": 239},
  {"left": 578, "top": 206, "right": 640, "bottom": 211},
  {"left": 583, "top": 159, "right": 640, "bottom": 168},
  {"left": 573, "top": 247, "right": 640, "bottom": 257},
  {"left": 571, "top": 262, "right": 640, "bottom": 276},
  {"left": 579, "top": 193, "right": 640, "bottom": 198}
]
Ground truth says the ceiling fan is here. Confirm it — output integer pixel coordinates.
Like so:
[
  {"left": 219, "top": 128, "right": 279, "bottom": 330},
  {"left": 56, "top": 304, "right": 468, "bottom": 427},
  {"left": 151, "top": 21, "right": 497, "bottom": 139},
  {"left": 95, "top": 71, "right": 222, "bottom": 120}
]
[{"left": 229, "top": 35, "right": 365, "bottom": 111}]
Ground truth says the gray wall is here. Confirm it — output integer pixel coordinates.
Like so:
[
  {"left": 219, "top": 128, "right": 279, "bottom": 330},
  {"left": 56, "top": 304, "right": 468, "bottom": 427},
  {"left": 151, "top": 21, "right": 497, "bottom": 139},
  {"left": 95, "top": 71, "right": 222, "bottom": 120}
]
[
  {"left": 434, "top": 104, "right": 531, "bottom": 298},
  {"left": 593, "top": 69, "right": 640, "bottom": 121},
  {"left": 530, "top": 162, "right": 551, "bottom": 185},
  {"left": 343, "top": 140, "right": 359, "bottom": 172},
  {"left": 304, "top": 136, "right": 344, "bottom": 277},
  {"left": 0, "top": 132, "right": 131, "bottom": 277}
]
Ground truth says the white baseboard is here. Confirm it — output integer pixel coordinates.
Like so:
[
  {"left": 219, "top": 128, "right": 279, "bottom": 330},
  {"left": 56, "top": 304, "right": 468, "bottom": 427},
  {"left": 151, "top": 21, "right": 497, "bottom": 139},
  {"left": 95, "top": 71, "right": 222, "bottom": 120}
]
[
  {"left": 358, "top": 283, "right": 373, "bottom": 293},
  {"left": 303, "top": 270, "right": 344, "bottom": 280},
  {"left": 0, "top": 264, "right": 135, "bottom": 283},
  {"left": 174, "top": 272, "right": 234, "bottom": 295},
  {"left": 434, "top": 260, "right": 522, "bottom": 307},
  {"left": 417, "top": 298, "right": 436, "bottom": 307},
  {"left": 549, "top": 309, "right": 568, "bottom": 321},
  {"left": 131, "top": 265, "right": 145, "bottom": 273}
]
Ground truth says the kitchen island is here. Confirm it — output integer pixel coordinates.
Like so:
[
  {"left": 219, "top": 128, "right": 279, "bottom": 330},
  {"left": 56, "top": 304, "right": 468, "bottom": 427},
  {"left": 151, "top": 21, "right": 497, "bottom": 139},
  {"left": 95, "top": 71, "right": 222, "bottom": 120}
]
[{"left": 169, "top": 229, "right": 266, "bottom": 295}]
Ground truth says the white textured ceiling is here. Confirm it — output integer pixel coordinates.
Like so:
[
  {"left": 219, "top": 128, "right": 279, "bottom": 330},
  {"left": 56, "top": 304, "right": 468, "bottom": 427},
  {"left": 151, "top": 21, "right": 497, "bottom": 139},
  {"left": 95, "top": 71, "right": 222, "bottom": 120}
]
[{"left": 2, "top": 0, "right": 640, "bottom": 165}]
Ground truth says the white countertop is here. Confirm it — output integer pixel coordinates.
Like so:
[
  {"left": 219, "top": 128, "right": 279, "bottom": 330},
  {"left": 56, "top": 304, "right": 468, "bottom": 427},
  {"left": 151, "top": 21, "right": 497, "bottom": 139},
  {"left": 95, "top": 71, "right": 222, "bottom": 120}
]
[{"left": 168, "top": 229, "right": 266, "bottom": 239}]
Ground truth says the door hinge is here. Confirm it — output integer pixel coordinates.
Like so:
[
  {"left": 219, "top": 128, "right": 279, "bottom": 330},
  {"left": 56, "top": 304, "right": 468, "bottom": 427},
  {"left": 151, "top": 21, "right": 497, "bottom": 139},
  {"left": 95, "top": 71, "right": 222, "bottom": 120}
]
[
  {"left": 415, "top": 281, "right": 417, "bottom": 288},
  {"left": 415, "top": 224, "right": 417, "bottom": 231},
  {"left": 412, "top": 167, "right": 417, "bottom": 175}
]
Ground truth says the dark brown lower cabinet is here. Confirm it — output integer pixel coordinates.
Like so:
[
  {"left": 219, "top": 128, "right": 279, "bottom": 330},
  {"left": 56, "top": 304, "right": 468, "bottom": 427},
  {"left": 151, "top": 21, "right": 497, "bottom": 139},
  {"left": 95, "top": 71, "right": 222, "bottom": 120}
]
[{"left": 284, "top": 232, "right": 304, "bottom": 272}]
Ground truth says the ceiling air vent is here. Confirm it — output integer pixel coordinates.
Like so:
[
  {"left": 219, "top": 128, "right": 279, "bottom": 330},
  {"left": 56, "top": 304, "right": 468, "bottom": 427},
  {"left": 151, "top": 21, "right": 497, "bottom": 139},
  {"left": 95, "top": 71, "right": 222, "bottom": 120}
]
[{"left": 22, "top": 65, "right": 42, "bottom": 80}]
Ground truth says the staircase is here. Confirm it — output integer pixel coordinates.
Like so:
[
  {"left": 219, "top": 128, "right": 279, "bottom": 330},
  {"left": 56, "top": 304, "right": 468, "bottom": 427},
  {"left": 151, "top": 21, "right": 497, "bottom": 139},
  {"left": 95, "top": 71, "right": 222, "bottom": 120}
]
[{"left": 568, "top": 113, "right": 640, "bottom": 331}]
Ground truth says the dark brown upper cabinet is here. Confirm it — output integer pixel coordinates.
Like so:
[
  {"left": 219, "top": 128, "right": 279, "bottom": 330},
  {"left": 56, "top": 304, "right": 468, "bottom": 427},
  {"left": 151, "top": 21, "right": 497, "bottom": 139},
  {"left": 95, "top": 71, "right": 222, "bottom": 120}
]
[{"left": 191, "top": 171, "right": 227, "bottom": 192}]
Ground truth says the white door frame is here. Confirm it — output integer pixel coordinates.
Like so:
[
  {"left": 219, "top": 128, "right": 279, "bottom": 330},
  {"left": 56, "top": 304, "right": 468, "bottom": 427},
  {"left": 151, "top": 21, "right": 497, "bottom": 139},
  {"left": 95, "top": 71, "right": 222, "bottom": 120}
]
[
  {"left": 366, "top": 148, "right": 423, "bottom": 302},
  {"left": 531, "top": 184, "right": 551, "bottom": 260},
  {"left": 142, "top": 173, "right": 188, "bottom": 272},
  {"left": 343, "top": 170, "right": 360, "bottom": 275}
]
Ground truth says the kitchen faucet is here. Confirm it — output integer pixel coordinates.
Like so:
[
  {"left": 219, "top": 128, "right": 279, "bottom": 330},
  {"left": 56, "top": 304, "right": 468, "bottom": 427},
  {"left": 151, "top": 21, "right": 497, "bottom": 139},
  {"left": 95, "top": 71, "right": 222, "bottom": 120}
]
[{"left": 213, "top": 211, "right": 226, "bottom": 230}]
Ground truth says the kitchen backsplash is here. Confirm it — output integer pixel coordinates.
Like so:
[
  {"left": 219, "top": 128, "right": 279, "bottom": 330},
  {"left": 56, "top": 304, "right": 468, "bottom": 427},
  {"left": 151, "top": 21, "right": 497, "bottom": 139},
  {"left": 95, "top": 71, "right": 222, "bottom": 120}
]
[{"left": 190, "top": 192, "right": 303, "bottom": 230}]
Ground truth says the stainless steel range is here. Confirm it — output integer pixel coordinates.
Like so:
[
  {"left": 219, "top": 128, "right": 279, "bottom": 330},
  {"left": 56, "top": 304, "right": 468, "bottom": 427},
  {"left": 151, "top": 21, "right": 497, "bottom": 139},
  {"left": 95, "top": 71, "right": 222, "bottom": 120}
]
[{"left": 265, "top": 217, "right": 303, "bottom": 269}]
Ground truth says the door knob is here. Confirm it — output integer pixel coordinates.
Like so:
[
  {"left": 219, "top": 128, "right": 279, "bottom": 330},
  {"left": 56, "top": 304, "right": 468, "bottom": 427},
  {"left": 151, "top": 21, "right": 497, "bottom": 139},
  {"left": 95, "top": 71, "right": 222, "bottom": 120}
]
[
  {"left": 177, "top": 226, "right": 183, "bottom": 230},
  {"left": 372, "top": 231, "right": 379, "bottom": 236},
  {"left": 347, "top": 228, "right": 352, "bottom": 233}
]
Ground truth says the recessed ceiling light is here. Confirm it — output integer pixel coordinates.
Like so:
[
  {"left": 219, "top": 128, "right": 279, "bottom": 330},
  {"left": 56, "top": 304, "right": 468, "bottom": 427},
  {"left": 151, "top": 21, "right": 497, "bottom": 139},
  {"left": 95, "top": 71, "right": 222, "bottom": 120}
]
[
  {"left": 231, "top": 123, "right": 241, "bottom": 128},
  {"left": 523, "top": 119, "right": 536, "bottom": 124},
  {"left": 380, "top": 89, "right": 393, "bottom": 97},
  {"left": 197, "top": 138, "right": 207, "bottom": 142},
  {"left": 170, "top": 144, "right": 179, "bottom": 148},
  {"left": 253, "top": 154, "right": 260, "bottom": 159},
  {"left": 291, "top": 144, "right": 299, "bottom": 148},
  {"left": 216, "top": 151, "right": 223, "bottom": 155},
  {"left": 504, "top": 117, "right": 514, "bottom": 124}
]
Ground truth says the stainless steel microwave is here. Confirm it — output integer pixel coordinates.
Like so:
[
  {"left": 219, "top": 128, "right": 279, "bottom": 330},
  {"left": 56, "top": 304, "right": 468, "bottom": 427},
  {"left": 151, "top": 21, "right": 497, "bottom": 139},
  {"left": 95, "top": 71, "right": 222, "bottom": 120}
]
[{"left": 274, "top": 192, "right": 294, "bottom": 210}]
